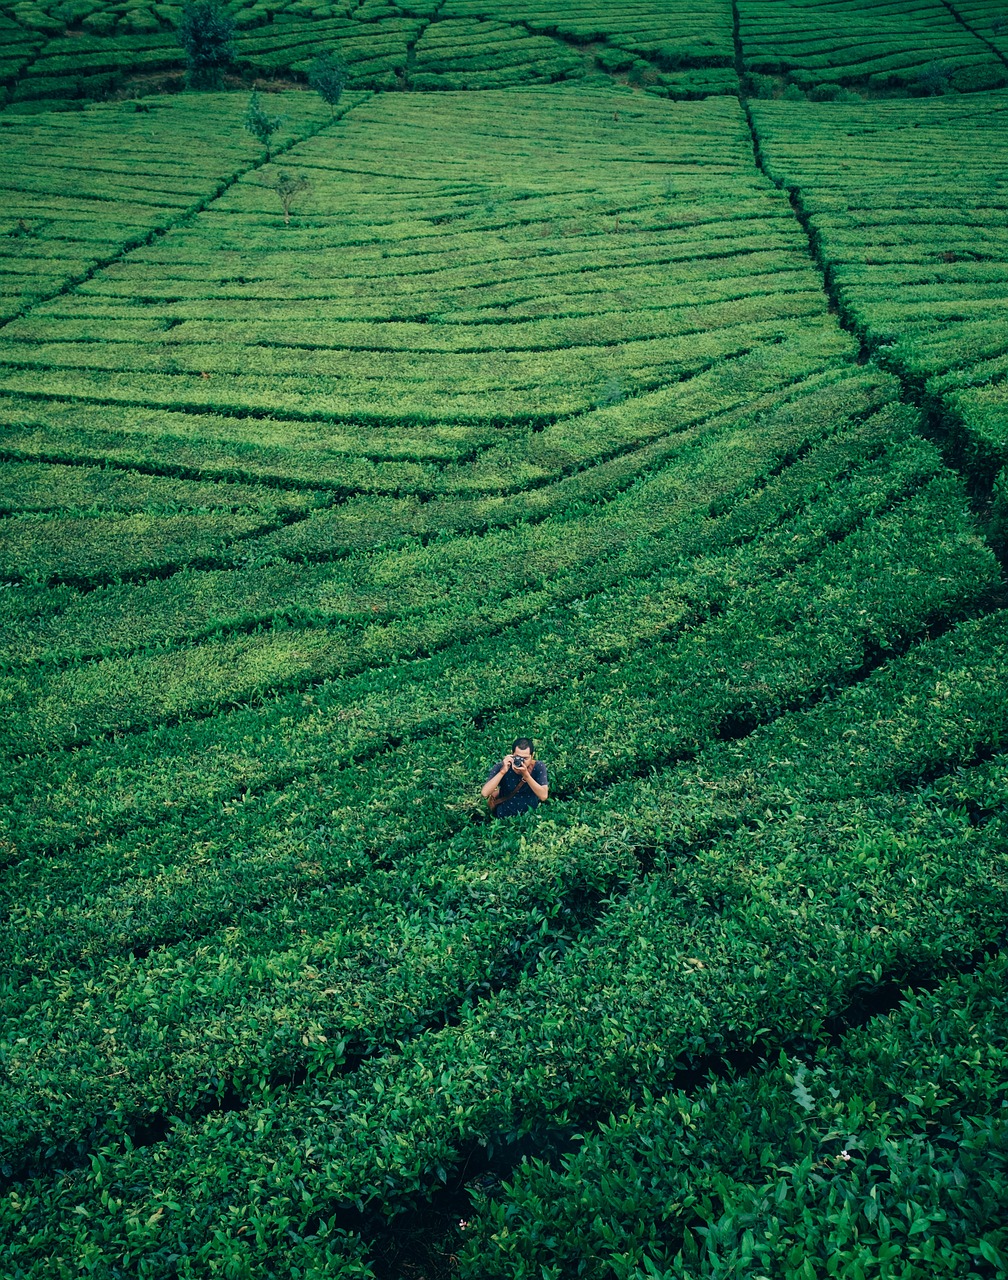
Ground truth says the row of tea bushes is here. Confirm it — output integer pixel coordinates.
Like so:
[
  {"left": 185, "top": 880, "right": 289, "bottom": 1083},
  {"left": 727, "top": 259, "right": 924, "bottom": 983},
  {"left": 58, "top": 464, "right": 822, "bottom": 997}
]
[
  {"left": 441, "top": 0, "right": 735, "bottom": 70},
  {"left": 0, "top": 371, "right": 907, "bottom": 858},
  {"left": 737, "top": 0, "right": 1008, "bottom": 94},
  {"left": 1, "top": 456, "right": 999, "bottom": 1168},
  {"left": 0, "top": 416, "right": 969, "bottom": 982},
  {"left": 0, "top": 373, "right": 914, "bottom": 754},
  {"left": 750, "top": 93, "right": 1008, "bottom": 527},
  {"left": 1, "top": 92, "right": 830, "bottom": 428},
  {"left": 460, "top": 945, "right": 1008, "bottom": 1277},
  {"left": 4, "top": 727, "right": 1005, "bottom": 1272}
]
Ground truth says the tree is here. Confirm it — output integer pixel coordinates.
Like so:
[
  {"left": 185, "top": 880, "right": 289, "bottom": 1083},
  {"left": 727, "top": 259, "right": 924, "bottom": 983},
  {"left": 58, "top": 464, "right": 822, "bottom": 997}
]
[
  {"left": 245, "top": 90, "right": 283, "bottom": 159},
  {"left": 270, "top": 171, "right": 311, "bottom": 226},
  {"left": 176, "top": 0, "right": 235, "bottom": 90},
  {"left": 307, "top": 51, "right": 347, "bottom": 118}
]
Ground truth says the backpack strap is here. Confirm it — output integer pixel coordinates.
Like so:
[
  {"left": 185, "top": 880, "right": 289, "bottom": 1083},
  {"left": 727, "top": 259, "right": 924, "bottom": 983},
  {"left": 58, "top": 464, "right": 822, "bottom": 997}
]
[{"left": 488, "top": 771, "right": 528, "bottom": 813}]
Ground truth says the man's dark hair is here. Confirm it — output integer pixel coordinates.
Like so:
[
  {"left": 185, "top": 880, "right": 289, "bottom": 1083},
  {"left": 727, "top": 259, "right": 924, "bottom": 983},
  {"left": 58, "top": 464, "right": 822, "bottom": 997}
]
[{"left": 512, "top": 737, "right": 533, "bottom": 753}]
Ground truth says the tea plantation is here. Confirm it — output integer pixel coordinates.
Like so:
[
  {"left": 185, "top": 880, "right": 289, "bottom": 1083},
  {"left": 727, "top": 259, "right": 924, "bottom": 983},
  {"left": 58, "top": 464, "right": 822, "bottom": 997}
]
[{"left": 1, "top": 2, "right": 1007, "bottom": 1276}]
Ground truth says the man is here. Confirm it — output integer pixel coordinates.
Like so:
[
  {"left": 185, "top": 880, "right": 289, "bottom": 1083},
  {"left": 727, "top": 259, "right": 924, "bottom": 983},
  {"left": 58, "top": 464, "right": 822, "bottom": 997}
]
[{"left": 481, "top": 736, "right": 549, "bottom": 818}]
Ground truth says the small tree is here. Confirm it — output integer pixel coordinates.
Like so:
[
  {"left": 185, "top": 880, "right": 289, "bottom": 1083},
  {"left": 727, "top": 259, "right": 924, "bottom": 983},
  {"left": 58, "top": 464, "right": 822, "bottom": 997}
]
[
  {"left": 177, "top": 0, "right": 235, "bottom": 90},
  {"left": 307, "top": 51, "right": 347, "bottom": 118},
  {"left": 245, "top": 90, "right": 283, "bottom": 159},
  {"left": 270, "top": 171, "right": 311, "bottom": 226}
]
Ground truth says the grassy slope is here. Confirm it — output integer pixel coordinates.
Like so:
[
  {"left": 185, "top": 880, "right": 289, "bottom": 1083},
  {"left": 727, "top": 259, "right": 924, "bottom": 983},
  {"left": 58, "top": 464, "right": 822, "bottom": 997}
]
[{"left": 0, "top": 28, "right": 1006, "bottom": 1280}]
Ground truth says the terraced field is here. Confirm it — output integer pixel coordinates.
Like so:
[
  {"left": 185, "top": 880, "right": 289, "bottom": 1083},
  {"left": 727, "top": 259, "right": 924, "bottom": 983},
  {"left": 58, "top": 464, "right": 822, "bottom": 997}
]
[
  {"left": 0, "top": 90, "right": 339, "bottom": 319},
  {"left": 752, "top": 90, "right": 1008, "bottom": 536},
  {"left": 1, "top": 19, "right": 1007, "bottom": 1280},
  {"left": 738, "top": 0, "right": 1008, "bottom": 95}
]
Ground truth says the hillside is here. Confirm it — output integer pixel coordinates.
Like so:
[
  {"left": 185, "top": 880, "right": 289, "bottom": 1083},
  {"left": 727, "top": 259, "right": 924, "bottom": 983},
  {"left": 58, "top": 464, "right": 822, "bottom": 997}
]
[{"left": 1, "top": 4, "right": 1007, "bottom": 1278}]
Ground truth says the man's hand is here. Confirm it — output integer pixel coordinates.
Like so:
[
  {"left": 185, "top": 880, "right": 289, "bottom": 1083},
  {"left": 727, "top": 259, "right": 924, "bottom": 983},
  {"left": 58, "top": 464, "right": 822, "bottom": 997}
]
[
  {"left": 500, "top": 754, "right": 515, "bottom": 774},
  {"left": 518, "top": 756, "right": 536, "bottom": 777}
]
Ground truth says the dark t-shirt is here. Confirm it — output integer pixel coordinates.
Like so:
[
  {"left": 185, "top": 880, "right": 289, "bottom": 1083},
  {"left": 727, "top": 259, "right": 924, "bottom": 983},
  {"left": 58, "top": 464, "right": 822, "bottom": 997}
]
[{"left": 486, "top": 759, "right": 548, "bottom": 818}]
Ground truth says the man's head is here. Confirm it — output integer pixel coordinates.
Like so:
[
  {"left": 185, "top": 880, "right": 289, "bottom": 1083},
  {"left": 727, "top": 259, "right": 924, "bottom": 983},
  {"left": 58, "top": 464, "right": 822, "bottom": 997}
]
[{"left": 511, "top": 736, "right": 534, "bottom": 769}]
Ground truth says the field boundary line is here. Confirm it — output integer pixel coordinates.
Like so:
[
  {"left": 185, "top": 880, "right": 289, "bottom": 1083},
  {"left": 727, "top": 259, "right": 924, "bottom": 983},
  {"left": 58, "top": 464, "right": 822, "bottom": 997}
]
[
  {"left": 0, "top": 363, "right": 866, "bottom": 673},
  {"left": 733, "top": 4, "right": 1008, "bottom": 567},
  {"left": 0, "top": 90, "right": 376, "bottom": 335},
  {"left": 0, "top": 339, "right": 836, "bottom": 499},
  {"left": 0, "top": 409, "right": 939, "bottom": 782},
  {"left": 938, "top": 0, "right": 1008, "bottom": 68}
]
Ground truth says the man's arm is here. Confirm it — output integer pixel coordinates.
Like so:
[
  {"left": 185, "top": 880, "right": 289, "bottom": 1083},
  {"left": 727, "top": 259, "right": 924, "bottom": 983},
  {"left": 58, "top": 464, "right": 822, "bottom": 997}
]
[
  {"left": 481, "top": 756, "right": 512, "bottom": 799},
  {"left": 521, "top": 760, "right": 548, "bottom": 801}
]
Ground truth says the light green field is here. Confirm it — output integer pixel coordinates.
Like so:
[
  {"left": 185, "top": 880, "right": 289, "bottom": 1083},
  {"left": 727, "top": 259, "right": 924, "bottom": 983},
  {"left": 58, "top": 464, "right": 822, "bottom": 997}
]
[{"left": 1, "top": 23, "right": 1007, "bottom": 1280}]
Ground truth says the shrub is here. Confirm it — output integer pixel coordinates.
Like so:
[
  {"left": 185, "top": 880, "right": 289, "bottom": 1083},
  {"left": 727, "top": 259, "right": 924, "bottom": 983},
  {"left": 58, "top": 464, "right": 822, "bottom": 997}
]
[
  {"left": 746, "top": 72, "right": 777, "bottom": 98},
  {"left": 595, "top": 46, "right": 635, "bottom": 74},
  {"left": 307, "top": 50, "right": 347, "bottom": 116},
  {"left": 81, "top": 10, "right": 116, "bottom": 34},
  {"left": 626, "top": 59, "right": 658, "bottom": 87},
  {"left": 809, "top": 81, "right": 842, "bottom": 101},
  {"left": 990, "top": 465, "right": 1008, "bottom": 560},
  {"left": 781, "top": 83, "right": 806, "bottom": 101},
  {"left": 913, "top": 60, "right": 953, "bottom": 96},
  {"left": 176, "top": 0, "right": 235, "bottom": 89}
]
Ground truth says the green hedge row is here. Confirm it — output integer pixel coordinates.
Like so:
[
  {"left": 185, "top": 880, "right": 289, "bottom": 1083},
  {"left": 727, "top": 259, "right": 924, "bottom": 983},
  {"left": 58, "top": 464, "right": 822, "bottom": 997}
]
[
  {"left": 439, "top": 0, "right": 735, "bottom": 67},
  {"left": 9, "top": 576, "right": 1006, "bottom": 1049},
  {"left": 0, "top": 330, "right": 864, "bottom": 545},
  {"left": 0, "top": 509, "right": 282, "bottom": 586},
  {"left": 0, "top": 460, "right": 322, "bottom": 517},
  {"left": 4, "top": 722, "right": 1006, "bottom": 1272},
  {"left": 0, "top": 375, "right": 907, "bottom": 863},
  {"left": 0, "top": 368, "right": 896, "bottom": 753},
  {"left": 0, "top": 91, "right": 342, "bottom": 318},
  {"left": 0, "top": 315, "right": 846, "bottom": 427},
  {"left": 6, "top": 290, "right": 828, "bottom": 366},
  {"left": 248, "top": 361, "right": 867, "bottom": 562},
  {"left": 0, "top": 410, "right": 953, "bottom": 981},
  {"left": 748, "top": 95, "right": 1008, "bottom": 522},
  {"left": 459, "top": 944, "right": 1008, "bottom": 1277},
  {"left": 737, "top": 0, "right": 1005, "bottom": 91},
  {"left": 0, "top": 298, "right": 830, "bottom": 382},
  {"left": 0, "top": 460, "right": 997, "bottom": 1174}
]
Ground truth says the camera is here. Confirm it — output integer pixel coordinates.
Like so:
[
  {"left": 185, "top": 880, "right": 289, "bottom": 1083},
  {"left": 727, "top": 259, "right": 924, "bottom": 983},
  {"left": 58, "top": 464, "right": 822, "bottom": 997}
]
[{"left": 512, "top": 755, "right": 527, "bottom": 769}]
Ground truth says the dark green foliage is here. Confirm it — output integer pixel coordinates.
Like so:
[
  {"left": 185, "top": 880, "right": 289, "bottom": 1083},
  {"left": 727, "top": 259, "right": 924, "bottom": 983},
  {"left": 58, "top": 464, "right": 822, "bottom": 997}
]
[
  {"left": 914, "top": 59, "right": 953, "bottom": 95},
  {"left": 990, "top": 465, "right": 1008, "bottom": 559},
  {"left": 595, "top": 46, "right": 636, "bottom": 74},
  {"left": 1, "top": 80, "right": 1005, "bottom": 1279},
  {"left": 809, "top": 80, "right": 843, "bottom": 100},
  {"left": 307, "top": 49, "right": 348, "bottom": 116},
  {"left": 460, "top": 947, "right": 1008, "bottom": 1277},
  {"left": 746, "top": 71, "right": 777, "bottom": 97},
  {"left": 176, "top": 0, "right": 235, "bottom": 89}
]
